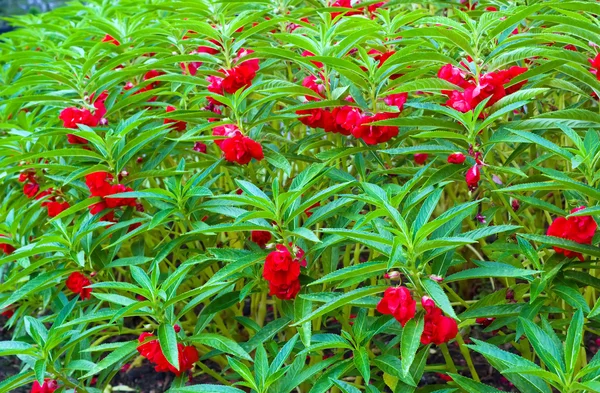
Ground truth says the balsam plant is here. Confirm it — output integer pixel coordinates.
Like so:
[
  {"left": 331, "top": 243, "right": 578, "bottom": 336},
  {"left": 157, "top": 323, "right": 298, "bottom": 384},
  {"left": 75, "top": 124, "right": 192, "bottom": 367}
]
[{"left": 1, "top": 0, "right": 600, "bottom": 392}]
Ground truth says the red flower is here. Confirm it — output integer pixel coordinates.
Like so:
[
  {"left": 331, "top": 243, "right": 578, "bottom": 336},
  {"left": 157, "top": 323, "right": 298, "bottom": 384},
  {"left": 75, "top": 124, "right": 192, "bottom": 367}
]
[
  {"left": 251, "top": 230, "right": 272, "bottom": 248},
  {"left": 66, "top": 272, "right": 92, "bottom": 300},
  {"left": 331, "top": 0, "right": 362, "bottom": 18},
  {"left": 0, "top": 235, "right": 15, "bottom": 255},
  {"left": 301, "top": 50, "right": 323, "bottom": 68},
  {"left": 1, "top": 307, "right": 14, "bottom": 319},
  {"left": 85, "top": 172, "right": 114, "bottom": 197},
  {"left": 465, "top": 165, "right": 480, "bottom": 190},
  {"left": 46, "top": 201, "right": 70, "bottom": 217},
  {"left": 220, "top": 134, "right": 264, "bottom": 165},
  {"left": 102, "top": 34, "right": 120, "bottom": 45},
  {"left": 445, "top": 90, "right": 473, "bottom": 113},
  {"left": 351, "top": 112, "right": 399, "bottom": 145},
  {"left": 305, "top": 202, "right": 321, "bottom": 217},
  {"left": 19, "top": 171, "right": 33, "bottom": 183},
  {"left": 383, "top": 93, "right": 408, "bottom": 110},
  {"left": 263, "top": 244, "right": 302, "bottom": 300},
  {"left": 302, "top": 75, "right": 326, "bottom": 100},
  {"left": 23, "top": 182, "right": 40, "bottom": 198},
  {"left": 420, "top": 297, "right": 458, "bottom": 345},
  {"left": 137, "top": 332, "right": 199, "bottom": 376},
  {"left": 376, "top": 287, "right": 416, "bottom": 326},
  {"left": 59, "top": 102, "right": 105, "bottom": 133},
  {"left": 31, "top": 379, "right": 58, "bottom": 393},
  {"left": 589, "top": 54, "right": 600, "bottom": 80},
  {"left": 564, "top": 44, "right": 577, "bottom": 52},
  {"left": 164, "top": 106, "right": 187, "bottom": 132},
  {"left": 476, "top": 317, "right": 495, "bottom": 328},
  {"left": 332, "top": 106, "right": 361, "bottom": 135},
  {"left": 369, "top": 49, "right": 395, "bottom": 67},
  {"left": 447, "top": 152, "right": 466, "bottom": 164},
  {"left": 414, "top": 153, "right": 428, "bottom": 165},
  {"left": 143, "top": 70, "right": 164, "bottom": 89},
  {"left": 193, "top": 142, "right": 207, "bottom": 153},
  {"left": 547, "top": 206, "right": 597, "bottom": 261},
  {"left": 105, "top": 184, "right": 136, "bottom": 208},
  {"left": 437, "top": 64, "right": 470, "bottom": 89}
]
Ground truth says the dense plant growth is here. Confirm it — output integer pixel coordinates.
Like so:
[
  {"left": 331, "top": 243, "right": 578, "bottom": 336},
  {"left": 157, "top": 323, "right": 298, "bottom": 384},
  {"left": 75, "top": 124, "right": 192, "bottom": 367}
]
[{"left": 2, "top": 0, "right": 600, "bottom": 392}]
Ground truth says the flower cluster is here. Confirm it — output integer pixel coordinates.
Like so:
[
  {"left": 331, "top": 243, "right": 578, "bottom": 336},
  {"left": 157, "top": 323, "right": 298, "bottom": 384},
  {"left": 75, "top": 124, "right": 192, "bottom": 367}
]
[
  {"left": 263, "top": 244, "right": 306, "bottom": 300},
  {"left": 65, "top": 272, "right": 92, "bottom": 300},
  {"left": 438, "top": 63, "right": 527, "bottom": 115},
  {"left": 31, "top": 379, "right": 58, "bottom": 393},
  {"left": 547, "top": 207, "right": 598, "bottom": 261},
  {"left": 137, "top": 332, "right": 199, "bottom": 376},
  {"left": 59, "top": 91, "right": 108, "bottom": 144},
  {"left": 377, "top": 288, "right": 458, "bottom": 345},
  {"left": 212, "top": 124, "right": 264, "bottom": 165},
  {"left": 207, "top": 48, "right": 260, "bottom": 97},
  {"left": 85, "top": 172, "right": 136, "bottom": 222}
]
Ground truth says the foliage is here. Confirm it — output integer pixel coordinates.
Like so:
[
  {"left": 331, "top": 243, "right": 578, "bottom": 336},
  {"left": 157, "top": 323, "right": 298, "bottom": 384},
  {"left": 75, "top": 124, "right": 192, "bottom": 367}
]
[{"left": 1, "top": 0, "right": 600, "bottom": 392}]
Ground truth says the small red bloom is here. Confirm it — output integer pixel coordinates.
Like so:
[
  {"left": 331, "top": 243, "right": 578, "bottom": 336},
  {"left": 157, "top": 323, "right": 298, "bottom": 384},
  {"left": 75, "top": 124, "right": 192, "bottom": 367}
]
[
  {"left": 105, "top": 184, "right": 136, "bottom": 208},
  {"left": 164, "top": 106, "right": 187, "bottom": 132},
  {"left": 438, "top": 373, "right": 453, "bottom": 382},
  {"left": 85, "top": 172, "right": 114, "bottom": 197},
  {"left": 251, "top": 230, "right": 272, "bottom": 248},
  {"left": 137, "top": 332, "right": 199, "bottom": 376},
  {"left": 220, "top": 134, "right": 264, "bottom": 165},
  {"left": 23, "top": 182, "right": 40, "bottom": 198},
  {"left": 438, "top": 64, "right": 470, "bottom": 89},
  {"left": 447, "top": 152, "right": 466, "bottom": 164},
  {"left": 193, "top": 142, "right": 207, "bottom": 153},
  {"left": 476, "top": 317, "right": 495, "bottom": 328},
  {"left": 1, "top": 307, "right": 14, "bottom": 319},
  {"left": 376, "top": 286, "right": 416, "bottom": 326},
  {"left": 0, "top": 235, "right": 15, "bottom": 255},
  {"left": 301, "top": 50, "right": 323, "bottom": 68},
  {"left": 263, "top": 244, "right": 302, "bottom": 300},
  {"left": 102, "top": 34, "right": 120, "bottom": 46},
  {"left": 547, "top": 206, "right": 597, "bottom": 261},
  {"left": 46, "top": 201, "right": 70, "bottom": 217},
  {"left": 66, "top": 272, "right": 92, "bottom": 300},
  {"left": 31, "top": 379, "right": 58, "bottom": 393},
  {"left": 351, "top": 112, "right": 399, "bottom": 145},
  {"left": 465, "top": 165, "right": 480, "bottom": 190},
  {"left": 383, "top": 93, "right": 408, "bottom": 110},
  {"left": 414, "top": 153, "right": 428, "bottom": 165},
  {"left": 589, "top": 54, "right": 600, "bottom": 80},
  {"left": 420, "top": 297, "right": 458, "bottom": 345}
]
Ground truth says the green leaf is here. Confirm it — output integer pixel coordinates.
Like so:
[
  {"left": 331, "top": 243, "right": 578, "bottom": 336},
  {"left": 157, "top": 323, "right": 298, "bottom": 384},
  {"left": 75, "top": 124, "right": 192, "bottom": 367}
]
[
  {"left": 158, "top": 324, "right": 180, "bottom": 371},
  {"left": 190, "top": 334, "right": 252, "bottom": 361},
  {"left": 401, "top": 317, "right": 424, "bottom": 378},
  {"left": 354, "top": 347, "right": 370, "bottom": 384},
  {"left": 565, "top": 309, "right": 584, "bottom": 376},
  {"left": 421, "top": 279, "right": 458, "bottom": 320},
  {"left": 292, "top": 286, "right": 386, "bottom": 326},
  {"left": 447, "top": 373, "right": 505, "bottom": 393}
]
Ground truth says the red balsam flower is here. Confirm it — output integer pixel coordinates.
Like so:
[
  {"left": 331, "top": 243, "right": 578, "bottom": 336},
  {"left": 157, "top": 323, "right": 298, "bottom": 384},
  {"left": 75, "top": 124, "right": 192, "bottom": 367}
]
[
  {"left": 447, "top": 152, "right": 466, "bottom": 164},
  {"left": 137, "top": 332, "right": 199, "bottom": 376},
  {"left": 31, "top": 379, "right": 58, "bottom": 393},
  {"left": 414, "top": 153, "right": 428, "bottom": 165},
  {"left": 351, "top": 112, "right": 399, "bottom": 145},
  {"left": 66, "top": 272, "right": 92, "bottom": 300},
  {"left": 420, "top": 297, "right": 458, "bottom": 345},
  {"left": 547, "top": 206, "right": 597, "bottom": 261},
  {"left": 465, "top": 165, "right": 480, "bottom": 190},
  {"left": 376, "top": 286, "right": 416, "bottom": 326},
  {"left": 251, "top": 230, "right": 272, "bottom": 248},
  {"left": 164, "top": 106, "right": 187, "bottom": 132},
  {"left": 263, "top": 244, "right": 302, "bottom": 300}
]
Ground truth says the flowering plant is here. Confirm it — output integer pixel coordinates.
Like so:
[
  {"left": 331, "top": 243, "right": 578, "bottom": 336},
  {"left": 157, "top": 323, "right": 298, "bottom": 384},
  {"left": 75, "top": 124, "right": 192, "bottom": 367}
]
[{"left": 2, "top": 1, "right": 600, "bottom": 392}]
